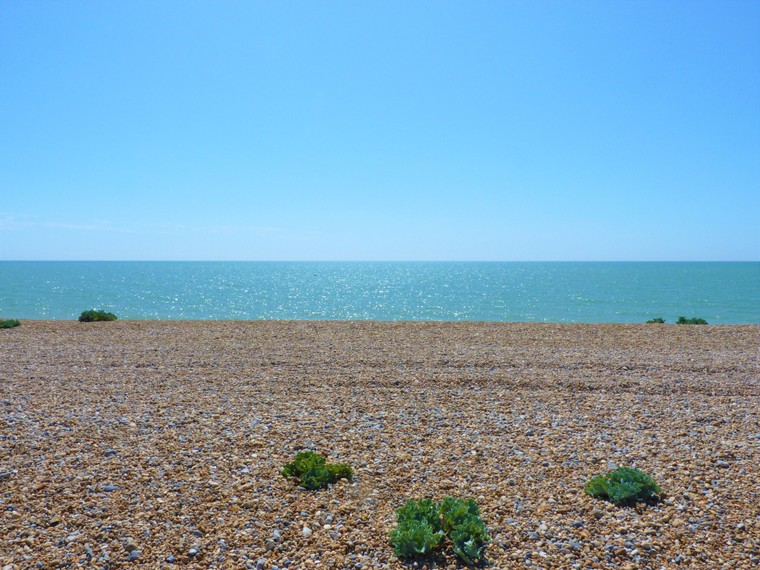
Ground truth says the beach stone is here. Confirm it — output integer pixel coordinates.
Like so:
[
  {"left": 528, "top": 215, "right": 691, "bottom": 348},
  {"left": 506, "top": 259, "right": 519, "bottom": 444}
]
[
  {"left": 123, "top": 541, "right": 138, "bottom": 553},
  {"left": 102, "top": 484, "right": 118, "bottom": 492},
  {"left": 128, "top": 550, "right": 140, "bottom": 561}
]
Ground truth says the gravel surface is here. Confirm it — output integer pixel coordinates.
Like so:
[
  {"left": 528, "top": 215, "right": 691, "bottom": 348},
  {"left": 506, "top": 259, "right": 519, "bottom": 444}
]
[{"left": 1, "top": 321, "right": 758, "bottom": 569}]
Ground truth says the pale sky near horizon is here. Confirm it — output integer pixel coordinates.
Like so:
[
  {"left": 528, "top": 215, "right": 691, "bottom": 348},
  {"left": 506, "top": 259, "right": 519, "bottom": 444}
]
[{"left": 1, "top": 1, "right": 758, "bottom": 261}]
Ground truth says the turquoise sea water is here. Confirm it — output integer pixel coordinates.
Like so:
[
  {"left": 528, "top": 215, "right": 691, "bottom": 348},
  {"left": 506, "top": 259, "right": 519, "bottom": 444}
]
[{"left": 0, "top": 261, "right": 758, "bottom": 323}]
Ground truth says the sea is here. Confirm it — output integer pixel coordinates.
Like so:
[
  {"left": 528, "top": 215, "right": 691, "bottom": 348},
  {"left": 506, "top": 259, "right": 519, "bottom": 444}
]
[{"left": 0, "top": 261, "right": 758, "bottom": 323}]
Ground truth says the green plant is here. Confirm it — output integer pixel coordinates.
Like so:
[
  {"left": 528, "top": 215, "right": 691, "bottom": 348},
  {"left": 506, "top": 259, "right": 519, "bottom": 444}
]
[
  {"left": 584, "top": 467, "right": 662, "bottom": 505},
  {"left": 646, "top": 317, "right": 665, "bottom": 324},
  {"left": 0, "top": 319, "right": 21, "bottom": 329},
  {"left": 78, "top": 309, "right": 117, "bottom": 322},
  {"left": 326, "top": 462, "right": 354, "bottom": 481},
  {"left": 450, "top": 514, "right": 490, "bottom": 565},
  {"left": 390, "top": 499, "right": 444, "bottom": 559},
  {"left": 389, "top": 518, "right": 444, "bottom": 559},
  {"left": 676, "top": 316, "right": 708, "bottom": 325},
  {"left": 390, "top": 497, "right": 489, "bottom": 565},
  {"left": 395, "top": 498, "right": 442, "bottom": 532},
  {"left": 439, "top": 497, "right": 480, "bottom": 534},
  {"left": 280, "top": 450, "right": 352, "bottom": 490}
]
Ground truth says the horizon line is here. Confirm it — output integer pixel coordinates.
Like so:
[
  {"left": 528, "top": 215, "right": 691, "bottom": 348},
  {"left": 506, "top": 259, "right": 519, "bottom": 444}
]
[{"left": 2, "top": 259, "right": 758, "bottom": 263}]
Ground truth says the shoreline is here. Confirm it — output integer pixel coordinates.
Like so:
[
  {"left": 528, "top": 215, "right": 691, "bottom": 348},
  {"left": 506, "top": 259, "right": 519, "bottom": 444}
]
[
  {"left": 1, "top": 321, "right": 758, "bottom": 568},
  {"left": 6, "top": 318, "right": 760, "bottom": 325}
]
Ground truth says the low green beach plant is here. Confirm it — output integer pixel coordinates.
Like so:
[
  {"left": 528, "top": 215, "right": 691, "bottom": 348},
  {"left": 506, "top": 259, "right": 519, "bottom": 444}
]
[
  {"left": 676, "top": 316, "right": 708, "bottom": 325},
  {"left": 390, "top": 498, "right": 445, "bottom": 559},
  {"left": 391, "top": 519, "right": 444, "bottom": 559},
  {"left": 395, "top": 498, "right": 442, "bottom": 532},
  {"left": 390, "top": 499, "right": 444, "bottom": 560},
  {"left": 326, "top": 462, "right": 353, "bottom": 481},
  {"left": 585, "top": 467, "right": 662, "bottom": 505},
  {"left": 439, "top": 497, "right": 481, "bottom": 534},
  {"left": 0, "top": 319, "right": 21, "bottom": 329},
  {"left": 390, "top": 497, "right": 489, "bottom": 565},
  {"left": 646, "top": 317, "right": 665, "bottom": 324},
  {"left": 450, "top": 512, "right": 490, "bottom": 565},
  {"left": 78, "top": 309, "right": 118, "bottom": 322},
  {"left": 280, "top": 450, "right": 353, "bottom": 490},
  {"left": 440, "top": 498, "right": 489, "bottom": 564}
]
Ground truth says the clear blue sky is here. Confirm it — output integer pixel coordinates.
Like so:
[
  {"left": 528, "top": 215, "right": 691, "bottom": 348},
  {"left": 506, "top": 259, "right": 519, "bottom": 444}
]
[{"left": 1, "top": 1, "right": 758, "bottom": 261}]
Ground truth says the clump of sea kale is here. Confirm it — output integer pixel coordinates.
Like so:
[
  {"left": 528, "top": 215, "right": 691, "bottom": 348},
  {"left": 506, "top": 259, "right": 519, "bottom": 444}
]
[
  {"left": 389, "top": 499, "right": 444, "bottom": 559},
  {"left": 676, "top": 316, "right": 708, "bottom": 325},
  {"left": 390, "top": 497, "right": 489, "bottom": 565},
  {"left": 0, "top": 319, "right": 21, "bottom": 329},
  {"left": 79, "top": 309, "right": 118, "bottom": 322},
  {"left": 439, "top": 497, "right": 490, "bottom": 565},
  {"left": 646, "top": 317, "right": 665, "bottom": 323},
  {"left": 280, "top": 450, "right": 353, "bottom": 490},
  {"left": 585, "top": 467, "right": 662, "bottom": 505}
]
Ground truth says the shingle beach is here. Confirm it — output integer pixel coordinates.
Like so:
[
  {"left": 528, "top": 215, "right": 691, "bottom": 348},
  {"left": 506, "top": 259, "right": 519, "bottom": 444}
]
[{"left": 1, "top": 321, "right": 758, "bottom": 569}]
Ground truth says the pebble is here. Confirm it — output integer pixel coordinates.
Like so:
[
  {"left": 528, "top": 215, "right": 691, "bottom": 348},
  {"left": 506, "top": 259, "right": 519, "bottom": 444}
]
[{"left": 302, "top": 526, "right": 312, "bottom": 537}]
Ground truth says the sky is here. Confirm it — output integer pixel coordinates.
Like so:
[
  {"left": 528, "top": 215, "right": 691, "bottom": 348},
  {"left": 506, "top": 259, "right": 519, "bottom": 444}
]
[{"left": 1, "top": 1, "right": 758, "bottom": 261}]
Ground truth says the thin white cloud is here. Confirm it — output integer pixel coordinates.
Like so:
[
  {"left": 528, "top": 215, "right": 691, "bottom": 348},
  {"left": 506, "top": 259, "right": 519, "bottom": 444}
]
[
  {"left": 0, "top": 214, "right": 133, "bottom": 233},
  {"left": 0, "top": 214, "right": 312, "bottom": 241},
  {"left": 44, "top": 221, "right": 134, "bottom": 233},
  {"left": 134, "top": 222, "right": 289, "bottom": 235},
  {"left": 0, "top": 213, "right": 27, "bottom": 230}
]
